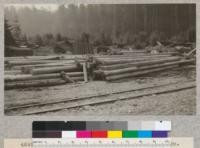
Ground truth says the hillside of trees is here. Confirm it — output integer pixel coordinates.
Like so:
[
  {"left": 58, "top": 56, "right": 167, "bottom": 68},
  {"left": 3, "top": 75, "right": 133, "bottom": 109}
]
[{"left": 5, "top": 4, "right": 196, "bottom": 48}]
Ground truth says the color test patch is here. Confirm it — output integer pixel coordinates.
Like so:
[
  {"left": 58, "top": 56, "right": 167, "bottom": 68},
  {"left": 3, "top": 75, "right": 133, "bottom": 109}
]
[
  {"left": 86, "top": 121, "right": 127, "bottom": 130},
  {"left": 77, "top": 131, "right": 91, "bottom": 138},
  {"left": 138, "top": 131, "right": 152, "bottom": 138},
  {"left": 32, "top": 131, "right": 62, "bottom": 138},
  {"left": 155, "top": 121, "right": 171, "bottom": 131},
  {"left": 62, "top": 131, "right": 76, "bottom": 138},
  {"left": 91, "top": 131, "right": 107, "bottom": 138},
  {"left": 152, "top": 131, "right": 168, "bottom": 138},
  {"left": 122, "top": 130, "right": 138, "bottom": 138},
  {"left": 32, "top": 121, "right": 86, "bottom": 131},
  {"left": 108, "top": 131, "right": 122, "bottom": 138}
]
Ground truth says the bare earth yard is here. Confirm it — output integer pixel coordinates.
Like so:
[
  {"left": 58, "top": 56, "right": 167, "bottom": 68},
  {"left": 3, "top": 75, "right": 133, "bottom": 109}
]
[{"left": 5, "top": 67, "right": 196, "bottom": 115}]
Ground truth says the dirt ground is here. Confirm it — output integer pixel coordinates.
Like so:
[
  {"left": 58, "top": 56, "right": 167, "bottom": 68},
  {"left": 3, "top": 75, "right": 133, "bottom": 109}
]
[{"left": 4, "top": 66, "right": 196, "bottom": 115}]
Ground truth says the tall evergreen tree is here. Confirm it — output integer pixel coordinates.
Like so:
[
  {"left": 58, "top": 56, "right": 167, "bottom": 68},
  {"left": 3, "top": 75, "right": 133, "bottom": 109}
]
[{"left": 4, "top": 19, "right": 16, "bottom": 46}]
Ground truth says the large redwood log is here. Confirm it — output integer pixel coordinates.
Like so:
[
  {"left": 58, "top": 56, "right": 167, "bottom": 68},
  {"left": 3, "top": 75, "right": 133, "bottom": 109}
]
[
  {"left": 4, "top": 70, "right": 22, "bottom": 75},
  {"left": 5, "top": 79, "right": 68, "bottom": 90},
  {"left": 7, "top": 60, "right": 56, "bottom": 66},
  {"left": 103, "top": 59, "right": 195, "bottom": 76},
  {"left": 5, "top": 55, "right": 86, "bottom": 61},
  {"left": 5, "top": 77, "right": 84, "bottom": 90},
  {"left": 95, "top": 54, "right": 173, "bottom": 60},
  {"left": 105, "top": 59, "right": 195, "bottom": 81},
  {"left": 20, "top": 63, "right": 80, "bottom": 74},
  {"left": 7, "top": 59, "right": 85, "bottom": 67},
  {"left": 96, "top": 56, "right": 180, "bottom": 65},
  {"left": 31, "top": 64, "right": 82, "bottom": 75},
  {"left": 105, "top": 65, "right": 178, "bottom": 81},
  {"left": 5, "top": 72, "right": 83, "bottom": 82},
  {"left": 99, "top": 57, "right": 181, "bottom": 70}
]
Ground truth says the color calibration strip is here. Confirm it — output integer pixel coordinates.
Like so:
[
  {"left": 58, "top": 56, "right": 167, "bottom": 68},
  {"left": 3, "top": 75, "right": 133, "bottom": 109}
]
[
  {"left": 32, "top": 121, "right": 171, "bottom": 131},
  {"left": 33, "top": 130, "right": 168, "bottom": 138},
  {"left": 32, "top": 121, "right": 171, "bottom": 138}
]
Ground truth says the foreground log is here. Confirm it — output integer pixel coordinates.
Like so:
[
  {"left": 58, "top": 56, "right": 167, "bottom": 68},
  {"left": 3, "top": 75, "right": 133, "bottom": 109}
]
[
  {"left": 106, "top": 65, "right": 178, "bottom": 81},
  {"left": 31, "top": 64, "right": 82, "bottom": 75},
  {"left": 99, "top": 57, "right": 181, "bottom": 70},
  {"left": 5, "top": 76, "right": 84, "bottom": 90},
  {"left": 20, "top": 62, "right": 80, "bottom": 74},
  {"left": 7, "top": 60, "right": 54, "bottom": 66},
  {"left": 7, "top": 59, "right": 85, "bottom": 67},
  {"left": 4, "top": 70, "right": 22, "bottom": 75},
  {"left": 5, "top": 79, "right": 68, "bottom": 90},
  {"left": 103, "top": 59, "right": 195, "bottom": 76},
  {"left": 5, "top": 72, "right": 83, "bottom": 82}
]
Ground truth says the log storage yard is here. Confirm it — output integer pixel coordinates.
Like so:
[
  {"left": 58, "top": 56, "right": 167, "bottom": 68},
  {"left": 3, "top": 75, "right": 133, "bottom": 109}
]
[
  {"left": 4, "top": 47, "right": 196, "bottom": 115},
  {"left": 4, "top": 4, "right": 196, "bottom": 115}
]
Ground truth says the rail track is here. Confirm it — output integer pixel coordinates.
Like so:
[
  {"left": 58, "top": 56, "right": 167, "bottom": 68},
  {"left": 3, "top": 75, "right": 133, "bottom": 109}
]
[{"left": 5, "top": 80, "right": 195, "bottom": 115}]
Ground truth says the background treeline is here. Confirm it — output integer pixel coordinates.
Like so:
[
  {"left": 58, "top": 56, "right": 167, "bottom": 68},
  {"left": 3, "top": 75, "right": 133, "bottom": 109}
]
[{"left": 5, "top": 4, "right": 196, "bottom": 47}]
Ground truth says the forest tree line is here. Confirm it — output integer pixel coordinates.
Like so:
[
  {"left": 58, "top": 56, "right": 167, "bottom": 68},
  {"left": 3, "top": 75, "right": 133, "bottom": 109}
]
[{"left": 5, "top": 4, "right": 196, "bottom": 48}]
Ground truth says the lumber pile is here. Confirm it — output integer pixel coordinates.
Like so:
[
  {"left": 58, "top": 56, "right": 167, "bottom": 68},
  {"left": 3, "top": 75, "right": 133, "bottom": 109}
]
[
  {"left": 5, "top": 55, "right": 86, "bottom": 90},
  {"left": 94, "top": 52, "right": 195, "bottom": 81}
]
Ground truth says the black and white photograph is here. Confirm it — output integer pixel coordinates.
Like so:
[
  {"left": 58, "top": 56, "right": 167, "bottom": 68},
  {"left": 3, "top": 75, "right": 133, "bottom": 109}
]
[{"left": 4, "top": 4, "right": 196, "bottom": 116}]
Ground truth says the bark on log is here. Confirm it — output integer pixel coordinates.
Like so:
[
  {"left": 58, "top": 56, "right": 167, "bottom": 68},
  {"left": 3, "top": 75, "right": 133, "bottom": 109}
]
[
  {"left": 5, "top": 79, "right": 68, "bottom": 90},
  {"left": 7, "top": 59, "right": 85, "bottom": 66},
  {"left": 20, "top": 63, "right": 80, "bottom": 74},
  {"left": 103, "top": 59, "right": 195, "bottom": 76},
  {"left": 99, "top": 57, "right": 181, "bottom": 70},
  {"left": 5, "top": 72, "right": 83, "bottom": 82},
  {"left": 31, "top": 65, "right": 82, "bottom": 75},
  {"left": 5, "top": 77, "right": 84, "bottom": 90},
  {"left": 4, "top": 70, "right": 22, "bottom": 75},
  {"left": 105, "top": 65, "right": 178, "bottom": 81},
  {"left": 95, "top": 54, "right": 173, "bottom": 60},
  {"left": 96, "top": 56, "right": 180, "bottom": 65},
  {"left": 5, "top": 55, "right": 86, "bottom": 61},
  {"left": 7, "top": 60, "right": 55, "bottom": 66}
]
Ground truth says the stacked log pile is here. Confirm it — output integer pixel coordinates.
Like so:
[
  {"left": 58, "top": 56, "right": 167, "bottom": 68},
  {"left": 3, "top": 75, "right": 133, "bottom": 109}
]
[
  {"left": 5, "top": 49, "right": 196, "bottom": 89},
  {"left": 5, "top": 55, "right": 86, "bottom": 90},
  {"left": 94, "top": 52, "right": 195, "bottom": 81}
]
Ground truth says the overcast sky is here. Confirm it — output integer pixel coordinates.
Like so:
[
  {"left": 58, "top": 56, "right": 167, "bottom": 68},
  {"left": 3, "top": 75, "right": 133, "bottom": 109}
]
[{"left": 5, "top": 4, "right": 69, "bottom": 11}]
